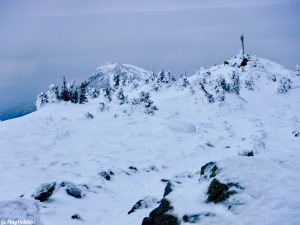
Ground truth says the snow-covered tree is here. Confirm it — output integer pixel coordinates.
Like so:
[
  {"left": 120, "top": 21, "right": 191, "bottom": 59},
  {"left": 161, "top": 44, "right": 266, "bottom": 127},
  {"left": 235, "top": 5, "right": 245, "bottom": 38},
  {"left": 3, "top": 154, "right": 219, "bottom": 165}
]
[
  {"left": 36, "top": 91, "right": 49, "bottom": 108},
  {"left": 47, "top": 84, "right": 60, "bottom": 103},
  {"left": 60, "top": 76, "right": 70, "bottom": 102},
  {"left": 79, "top": 82, "right": 88, "bottom": 104},
  {"left": 104, "top": 88, "right": 113, "bottom": 102},
  {"left": 231, "top": 71, "right": 240, "bottom": 95},
  {"left": 116, "top": 89, "right": 127, "bottom": 105},
  {"left": 70, "top": 87, "right": 79, "bottom": 103},
  {"left": 113, "top": 74, "right": 120, "bottom": 90}
]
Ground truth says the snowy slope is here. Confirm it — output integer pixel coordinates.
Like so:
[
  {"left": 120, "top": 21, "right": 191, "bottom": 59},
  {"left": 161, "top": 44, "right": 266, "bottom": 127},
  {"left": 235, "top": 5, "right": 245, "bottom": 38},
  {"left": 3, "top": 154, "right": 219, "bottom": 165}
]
[{"left": 0, "top": 54, "right": 300, "bottom": 225}]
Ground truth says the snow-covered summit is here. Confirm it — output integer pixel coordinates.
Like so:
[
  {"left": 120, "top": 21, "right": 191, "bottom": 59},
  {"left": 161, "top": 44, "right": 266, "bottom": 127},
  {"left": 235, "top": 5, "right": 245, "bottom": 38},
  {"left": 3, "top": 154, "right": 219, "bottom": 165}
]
[{"left": 85, "top": 62, "right": 151, "bottom": 90}]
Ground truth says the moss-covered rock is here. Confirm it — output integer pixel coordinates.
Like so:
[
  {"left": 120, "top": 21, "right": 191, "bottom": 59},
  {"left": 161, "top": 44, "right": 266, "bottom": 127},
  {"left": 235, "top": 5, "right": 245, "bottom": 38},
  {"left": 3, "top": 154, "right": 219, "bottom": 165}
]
[
  {"left": 141, "top": 198, "right": 180, "bottom": 225},
  {"left": 207, "top": 179, "right": 236, "bottom": 203}
]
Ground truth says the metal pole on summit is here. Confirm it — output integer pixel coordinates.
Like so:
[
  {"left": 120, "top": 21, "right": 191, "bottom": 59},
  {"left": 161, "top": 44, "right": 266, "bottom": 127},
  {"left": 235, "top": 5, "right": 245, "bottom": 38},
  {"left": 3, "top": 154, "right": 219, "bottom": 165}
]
[{"left": 240, "top": 35, "right": 245, "bottom": 55}]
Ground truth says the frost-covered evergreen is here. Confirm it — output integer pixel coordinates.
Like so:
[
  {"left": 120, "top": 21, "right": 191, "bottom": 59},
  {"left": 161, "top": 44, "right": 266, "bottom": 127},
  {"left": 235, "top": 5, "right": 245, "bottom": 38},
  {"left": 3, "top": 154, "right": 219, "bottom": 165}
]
[
  {"left": 60, "top": 77, "right": 70, "bottom": 102},
  {"left": 79, "top": 82, "right": 88, "bottom": 104}
]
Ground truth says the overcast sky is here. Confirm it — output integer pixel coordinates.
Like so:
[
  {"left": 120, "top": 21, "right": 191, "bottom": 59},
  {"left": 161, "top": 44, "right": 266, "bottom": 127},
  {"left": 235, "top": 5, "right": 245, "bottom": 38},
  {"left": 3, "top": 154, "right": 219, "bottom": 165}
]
[{"left": 0, "top": 0, "right": 299, "bottom": 109}]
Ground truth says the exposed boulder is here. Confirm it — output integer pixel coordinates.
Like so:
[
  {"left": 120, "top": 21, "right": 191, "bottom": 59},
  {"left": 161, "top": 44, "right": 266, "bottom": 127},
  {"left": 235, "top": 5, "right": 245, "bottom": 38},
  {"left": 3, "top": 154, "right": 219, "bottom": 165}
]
[
  {"left": 182, "top": 212, "right": 215, "bottom": 223},
  {"left": 239, "top": 150, "right": 254, "bottom": 157},
  {"left": 71, "top": 213, "right": 82, "bottom": 220},
  {"left": 60, "top": 181, "right": 82, "bottom": 198},
  {"left": 99, "top": 170, "right": 114, "bottom": 181},
  {"left": 33, "top": 182, "right": 56, "bottom": 202}
]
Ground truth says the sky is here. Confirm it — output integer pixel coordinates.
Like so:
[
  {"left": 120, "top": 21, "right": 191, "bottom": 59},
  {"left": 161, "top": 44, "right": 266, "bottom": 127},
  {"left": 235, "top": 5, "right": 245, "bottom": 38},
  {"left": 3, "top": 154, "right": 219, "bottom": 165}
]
[{"left": 0, "top": 0, "right": 299, "bottom": 110}]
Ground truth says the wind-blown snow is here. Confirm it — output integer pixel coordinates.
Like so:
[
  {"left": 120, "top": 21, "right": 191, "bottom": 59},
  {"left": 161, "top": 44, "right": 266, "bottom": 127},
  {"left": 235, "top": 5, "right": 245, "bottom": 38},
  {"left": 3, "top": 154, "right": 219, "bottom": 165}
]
[{"left": 0, "top": 54, "right": 300, "bottom": 225}]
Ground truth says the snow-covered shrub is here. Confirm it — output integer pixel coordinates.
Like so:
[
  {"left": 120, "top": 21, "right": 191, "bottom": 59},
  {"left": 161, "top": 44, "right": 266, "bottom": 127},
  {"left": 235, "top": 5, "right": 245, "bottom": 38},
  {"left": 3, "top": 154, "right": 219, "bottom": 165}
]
[
  {"left": 278, "top": 77, "right": 292, "bottom": 94},
  {"left": 245, "top": 78, "right": 254, "bottom": 90},
  {"left": 98, "top": 102, "right": 106, "bottom": 112}
]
